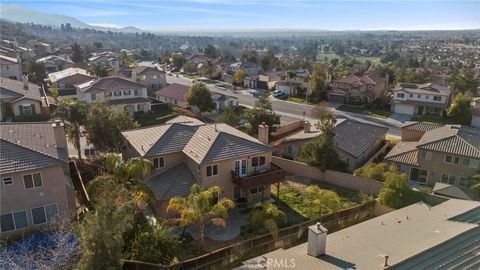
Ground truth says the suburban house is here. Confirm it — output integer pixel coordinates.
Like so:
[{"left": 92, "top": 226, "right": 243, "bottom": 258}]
[
  {"left": 273, "top": 119, "right": 388, "bottom": 172},
  {"left": 36, "top": 55, "right": 76, "bottom": 73},
  {"left": 121, "top": 116, "right": 285, "bottom": 216},
  {"left": 275, "top": 70, "right": 312, "bottom": 96},
  {"left": 258, "top": 70, "right": 284, "bottom": 90},
  {"left": 0, "top": 54, "right": 22, "bottom": 80},
  {"left": 88, "top": 51, "right": 120, "bottom": 69},
  {"left": 222, "top": 61, "right": 260, "bottom": 84},
  {"left": 48, "top": 67, "right": 94, "bottom": 96},
  {"left": 0, "top": 121, "right": 76, "bottom": 239},
  {"left": 155, "top": 83, "right": 190, "bottom": 107},
  {"left": 75, "top": 76, "right": 151, "bottom": 114},
  {"left": 391, "top": 82, "right": 452, "bottom": 116},
  {"left": 211, "top": 58, "right": 235, "bottom": 79},
  {"left": 328, "top": 73, "right": 389, "bottom": 104},
  {"left": 155, "top": 83, "right": 238, "bottom": 112},
  {"left": 385, "top": 122, "right": 480, "bottom": 188},
  {"left": 238, "top": 199, "right": 480, "bottom": 270},
  {"left": 130, "top": 66, "right": 167, "bottom": 93},
  {"left": 0, "top": 77, "right": 45, "bottom": 121},
  {"left": 187, "top": 55, "right": 208, "bottom": 65},
  {"left": 244, "top": 75, "right": 259, "bottom": 89}
]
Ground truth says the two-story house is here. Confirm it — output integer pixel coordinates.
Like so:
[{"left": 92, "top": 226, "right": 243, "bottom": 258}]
[
  {"left": 273, "top": 119, "right": 388, "bottom": 172},
  {"left": 0, "top": 121, "right": 76, "bottom": 239},
  {"left": 385, "top": 123, "right": 480, "bottom": 188},
  {"left": 132, "top": 66, "right": 167, "bottom": 93},
  {"left": 121, "top": 116, "right": 285, "bottom": 216},
  {"left": 0, "top": 54, "right": 22, "bottom": 80},
  {"left": 75, "top": 76, "right": 151, "bottom": 114},
  {"left": 88, "top": 51, "right": 120, "bottom": 69},
  {"left": 36, "top": 55, "right": 76, "bottom": 73},
  {"left": 391, "top": 83, "right": 452, "bottom": 116},
  {"left": 0, "top": 77, "right": 45, "bottom": 121},
  {"left": 275, "top": 69, "right": 311, "bottom": 96},
  {"left": 328, "top": 74, "right": 389, "bottom": 104},
  {"left": 48, "top": 67, "right": 94, "bottom": 96}
]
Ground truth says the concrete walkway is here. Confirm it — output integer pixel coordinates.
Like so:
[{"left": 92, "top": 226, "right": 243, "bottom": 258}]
[{"left": 184, "top": 209, "right": 249, "bottom": 242}]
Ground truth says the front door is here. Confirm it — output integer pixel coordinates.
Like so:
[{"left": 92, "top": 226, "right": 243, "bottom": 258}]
[{"left": 235, "top": 159, "right": 247, "bottom": 177}]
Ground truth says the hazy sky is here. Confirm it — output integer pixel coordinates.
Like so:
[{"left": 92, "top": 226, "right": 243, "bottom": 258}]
[{"left": 4, "top": 0, "right": 480, "bottom": 30}]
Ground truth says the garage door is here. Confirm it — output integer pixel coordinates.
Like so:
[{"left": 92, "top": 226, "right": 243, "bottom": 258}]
[
  {"left": 328, "top": 94, "right": 346, "bottom": 104},
  {"left": 394, "top": 104, "right": 414, "bottom": 115}
]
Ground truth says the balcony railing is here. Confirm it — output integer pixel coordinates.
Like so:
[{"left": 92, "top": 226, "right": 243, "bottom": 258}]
[{"left": 231, "top": 163, "right": 285, "bottom": 189}]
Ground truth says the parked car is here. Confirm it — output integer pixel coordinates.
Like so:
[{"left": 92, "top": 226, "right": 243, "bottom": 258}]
[{"left": 272, "top": 90, "right": 285, "bottom": 97}]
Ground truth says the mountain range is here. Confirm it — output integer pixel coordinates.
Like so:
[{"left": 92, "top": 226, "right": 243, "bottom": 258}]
[{"left": 0, "top": 3, "right": 144, "bottom": 33}]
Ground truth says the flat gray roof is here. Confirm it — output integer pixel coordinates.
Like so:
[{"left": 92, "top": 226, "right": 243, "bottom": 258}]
[{"left": 239, "top": 199, "right": 480, "bottom": 270}]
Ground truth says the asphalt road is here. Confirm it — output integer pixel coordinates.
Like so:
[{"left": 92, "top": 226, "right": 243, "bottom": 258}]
[{"left": 166, "top": 75, "right": 404, "bottom": 137}]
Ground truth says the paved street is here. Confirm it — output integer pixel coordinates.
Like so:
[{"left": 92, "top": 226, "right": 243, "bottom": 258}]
[{"left": 166, "top": 75, "right": 405, "bottom": 136}]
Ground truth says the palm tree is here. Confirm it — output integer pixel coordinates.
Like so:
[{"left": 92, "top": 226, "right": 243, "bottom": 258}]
[
  {"left": 287, "top": 71, "right": 296, "bottom": 96},
  {"left": 105, "top": 154, "right": 152, "bottom": 185},
  {"left": 54, "top": 98, "right": 89, "bottom": 159},
  {"left": 305, "top": 185, "right": 341, "bottom": 218},
  {"left": 167, "top": 184, "right": 235, "bottom": 243},
  {"left": 250, "top": 202, "right": 287, "bottom": 238}
]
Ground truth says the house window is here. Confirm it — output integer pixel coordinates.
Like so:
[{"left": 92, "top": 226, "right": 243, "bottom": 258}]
[
  {"left": 396, "top": 164, "right": 407, "bottom": 173},
  {"left": 410, "top": 168, "right": 428, "bottom": 184},
  {"left": 409, "top": 94, "right": 413, "bottom": 98},
  {"left": 3, "top": 177, "right": 13, "bottom": 186},
  {"left": 420, "top": 150, "right": 432, "bottom": 160},
  {"left": 134, "top": 89, "right": 140, "bottom": 96},
  {"left": 250, "top": 186, "right": 265, "bottom": 195},
  {"left": 462, "top": 158, "right": 471, "bottom": 167},
  {"left": 252, "top": 156, "right": 266, "bottom": 167},
  {"left": 106, "top": 92, "right": 112, "bottom": 97},
  {"left": 153, "top": 75, "right": 158, "bottom": 79},
  {"left": 441, "top": 173, "right": 457, "bottom": 185},
  {"left": 0, "top": 210, "right": 28, "bottom": 232},
  {"left": 136, "top": 104, "right": 144, "bottom": 112},
  {"left": 425, "top": 95, "right": 430, "bottom": 99},
  {"left": 235, "top": 160, "right": 247, "bottom": 177},
  {"left": 153, "top": 157, "right": 165, "bottom": 169},
  {"left": 417, "top": 94, "right": 421, "bottom": 98},
  {"left": 397, "top": 93, "right": 405, "bottom": 98},
  {"left": 206, "top": 164, "right": 219, "bottom": 177},
  {"left": 458, "top": 177, "right": 469, "bottom": 188},
  {"left": 124, "top": 90, "right": 131, "bottom": 96},
  {"left": 23, "top": 173, "right": 42, "bottom": 189},
  {"left": 114, "top": 91, "right": 122, "bottom": 96},
  {"left": 20, "top": 104, "right": 34, "bottom": 116},
  {"left": 433, "top": 96, "right": 442, "bottom": 101},
  {"left": 91, "top": 93, "right": 96, "bottom": 101},
  {"left": 469, "top": 159, "right": 479, "bottom": 169},
  {"left": 444, "top": 155, "right": 460, "bottom": 165},
  {"left": 31, "top": 204, "right": 58, "bottom": 225}
]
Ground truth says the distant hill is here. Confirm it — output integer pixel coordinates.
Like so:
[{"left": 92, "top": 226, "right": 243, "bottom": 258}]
[{"left": 0, "top": 3, "right": 144, "bottom": 33}]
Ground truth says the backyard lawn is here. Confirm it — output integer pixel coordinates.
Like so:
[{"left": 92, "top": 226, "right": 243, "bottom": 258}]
[
  {"left": 337, "top": 104, "right": 391, "bottom": 119},
  {"left": 271, "top": 180, "right": 370, "bottom": 221}
]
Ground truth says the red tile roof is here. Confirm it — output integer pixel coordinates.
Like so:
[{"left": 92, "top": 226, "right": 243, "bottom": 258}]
[{"left": 154, "top": 83, "right": 189, "bottom": 102}]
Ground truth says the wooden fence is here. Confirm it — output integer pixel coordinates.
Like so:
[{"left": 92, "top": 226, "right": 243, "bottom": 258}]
[{"left": 123, "top": 201, "right": 376, "bottom": 270}]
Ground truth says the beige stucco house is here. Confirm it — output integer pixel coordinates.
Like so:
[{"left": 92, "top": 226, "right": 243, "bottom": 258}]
[
  {"left": 0, "top": 54, "right": 22, "bottom": 81},
  {"left": 385, "top": 122, "right": 480, "bottom": 188},
  {"left": 76, "top": 76, "right": 151, "bottom": 114},
  {"left": 48, "top": 67, "right": 94, "bottom": 96},
  {"left": 121, "top": 116, "right": 285, "bottom": 217},
  {"left": 0, "top": 77, "right": 46, "bottom": 121},
  {"left": 391, "top": 83, "right": 452, "bottom": 116},
  {"left": 328, "top": 73, "right": 389, "bottom": 104},
  {"left": 273, "top": 119, "right": 388, "bottom": 172},
  {"left": 0, "top": 121, "right": 76, "bottom": 239}
]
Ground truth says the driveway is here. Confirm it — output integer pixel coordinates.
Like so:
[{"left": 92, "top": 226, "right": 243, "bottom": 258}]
[
  {"left": 183, "top": 209, "right": 249, "bottom": 242},
  {"left": 389, "top": 113, "right": 412, "bottom": 123}
]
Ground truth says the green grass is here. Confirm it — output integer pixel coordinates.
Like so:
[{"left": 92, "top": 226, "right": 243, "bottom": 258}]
[
  {"left": 271, "top": 181, "right": 364, "bottom": 220},
  {"left": 287, "top": 96, "right": 317, "bottom": 105},
  {"left": 337, "top": 104, "right": 391, "bottom": 119}
]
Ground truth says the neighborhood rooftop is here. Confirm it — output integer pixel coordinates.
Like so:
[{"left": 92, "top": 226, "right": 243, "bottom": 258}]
[
  {"left": 121, "top": 116, "right": 271, "bottom": 164},
  {"left": 76, "top": 76, "right": 144, "bottom": 92},
  {"left": 154, "top": 83, "right": 190, "bottom": 102},
  {"left": 393, "top": 82, "right": 451, "bottom": 95},
  {"left": 47, "top": 67, "right": 92, "bottom": 83},
  {"left": 0, "top": 77, "right": 42, "bottom": 101},
  {"left": 0, "top": 122, "right": 68, "bottom": 174},
  {"left": 241, "top": 199, "right": 480, "bottom": 270}
]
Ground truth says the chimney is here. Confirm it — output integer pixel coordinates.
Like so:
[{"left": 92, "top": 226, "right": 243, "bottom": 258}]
[
  {"left": 52, "top": 120, "right": 68, "bottom": 150},
  {"left": 131, "top": 70, "right": 137, "bottom": 81},
  {"left": 304, "top": 121, "right": 311, "bottom": 133},
  {"left": 383, "top": 254, "right": 390, "bottom": 268},
  {"left": 258, "top": 122, "right": 269, "bottom": 145},
  {"left": 22, "top": 75, "right": 29, "bottom": 90},
  {"left": 307, "top": 222, "right": 328, "bottom": 257}
]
